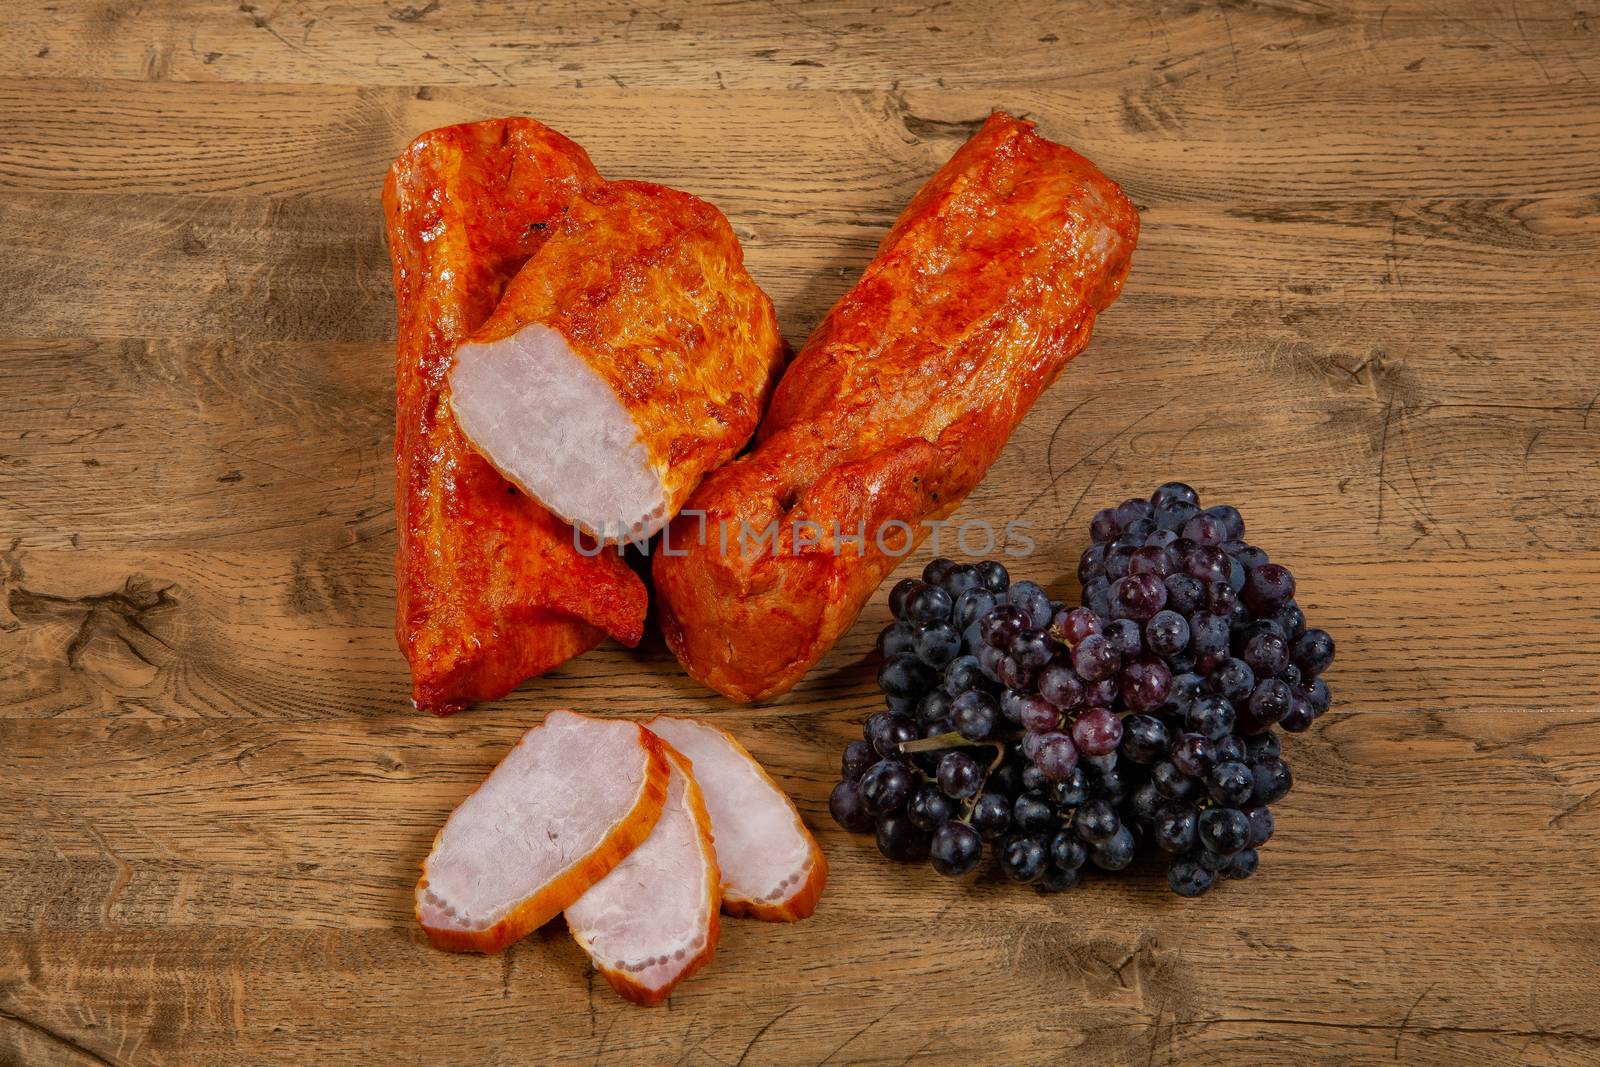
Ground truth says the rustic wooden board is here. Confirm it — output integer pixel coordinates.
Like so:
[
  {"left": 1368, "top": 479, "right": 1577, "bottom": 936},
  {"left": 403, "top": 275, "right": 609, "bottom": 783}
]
[{"left": 3, "top": 1, "right": 1599, "bottom": 1064}]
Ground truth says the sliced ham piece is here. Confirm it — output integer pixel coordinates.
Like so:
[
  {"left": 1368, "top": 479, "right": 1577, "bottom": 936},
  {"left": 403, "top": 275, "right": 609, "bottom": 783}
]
[
  {"left": 416, "top": 710, "right": 670, "bottom": 953},
  {"left": 448, "top": 179, "right": 785, "bottom": 545},
  {"left": 646, "top": 716, "right": 827, "bottom": 921},
  {"left": 565, "top": 746, "right": 721, "bottom": 1005}
]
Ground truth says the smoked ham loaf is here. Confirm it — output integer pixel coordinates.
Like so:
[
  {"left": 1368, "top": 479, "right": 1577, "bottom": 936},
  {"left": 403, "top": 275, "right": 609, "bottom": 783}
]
[
  {"left": 646, "top": 716, "right": 826, "bottom": 920},
  {"left": 416, "top": 710, "right": 670, "bottom": 953},
  {"left": 449, "top": 180, "right": 785, "bottom": 544},
  {"left": 384, "top": 119, "right": 649, "bottom": 715},
  {"left": 653, "top": 113, "right": 1139, "bottom": 702},
  {"left": 565, "top": 746, "right": 721, "bottom": 1005}
]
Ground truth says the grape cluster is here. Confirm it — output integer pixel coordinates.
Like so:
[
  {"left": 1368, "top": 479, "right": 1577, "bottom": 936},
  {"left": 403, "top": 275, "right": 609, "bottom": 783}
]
[{"left": 828, "top": 483, "right": 1335, "bottom": 897}]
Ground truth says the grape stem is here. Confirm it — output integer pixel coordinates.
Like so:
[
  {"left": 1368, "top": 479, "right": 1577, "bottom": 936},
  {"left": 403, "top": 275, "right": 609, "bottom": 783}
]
[{"left": 897, "top": 731, "right": 990, "bottom": 754}]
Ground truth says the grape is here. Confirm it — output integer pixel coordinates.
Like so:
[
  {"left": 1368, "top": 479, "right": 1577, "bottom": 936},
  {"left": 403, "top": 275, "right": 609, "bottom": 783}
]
[
  {"left": 951, "top": 691, "right": 1000, "bottom": 740},
  {"left": 878, "top": 655, "right": 934, "bottom": 699},
  {"left": 1121, "top": 654, "right": 1173, "bottom": 712},
  {"left": 996, "top": 656, "right": 1035, "bottom": 691},
  {"left": 1292, "top": 629, "right": 1336, "bottom": 676},
  {"left": 1103, "top": 618, "right": 1144, "bottom": 657},
  {"left": 1169, "top": 672, "right": 1206, "bottom": 708},
  {"left": 915, "top": 622, "right": 963, "bottom": 668},
  {"left": 1213, "top": 734, "right": 1246, "bottom": 764},
  {"left": 971, "top": 792, "right": 1011, "bottom": 840},
  {"left": 1182, "top": 513, "right": 1227, "bottom": 546},
  {"left": 1104, "top": 548, "right": 1134, "bottom": 581},
  {"left": 1110, "top": 573, "right": 1167, "bottom": 621},
  {"left": 1301, "top": 676, "right": 1332, "bottom": 715},
  {"left": 906, "top": 583, "right": 955, "bottom": 625},
  {"left": 1000, "top": 834, "right": 1049, "bottom": 883},
  {"left": 1145, "top": 529, "right": 1180, "bottom": 549},
  {"left": 1151, "top": 481, "right": 1199, "bottom": 510},
  {"left": 1228, "top": 557, "right": 1247, "bottom": 594},
  {"left": 1197, "top": 847, "right": 1232, "bottom": 872},
  {"left": 1154, "top": 800, "right": 1199, "bottom": 853},
  {"left": 876, "top": 811, "right": 932, "bottom": 862},
  {"left": 1240, "top": 679, "right": 1291, "bottom": 734},
  {"left": 1276, "top": 602, "right": 1307, "bottom": 640},
  {"left": 888, "top": 578, "right": 923, "bottom": 620},
  {"left": 1251, "top": 757, "right": 1293, "bottom": 804},
  {"left": 1168, "top": 855, "right": 1216, "bottom": 897},
  {"left": 1115, "top": 497, "right": 1154, "bottom": 528},
  {"left": 1278, "top": 691, "right": 1315, "bottom": 733},
  {"left": 1154, "top": 498, "right": 1200, "bottom": 532},
  {"left": 1095, "top": 763, "right": 1132, "bottom": 804},
  {"left": 1054, "top": 606, "right": 1102, "bottom": 647},
  {"left": 1038, "top": 661, "right": 1085, "bottom": 710},
  {"left": 1078, "top": 544, "right": 1107, "bottom": 584},
  {"left": 1152, "top": 760, "right": 1197, "bottom": 800},
  {"left": 1243, "top": 732, "right": 1281, "bottom": 762},
  {"left": 1185, "top": 695, "right": 1235, "bottom": 741},
  {"left": 1071, "top": 634, "right": 1120, "bottom": 681},
  {"left": 1189, "top": 613, "right": 1230, "bottom": 658},
  {"left": 1082, "top": 576, "right": 1112, "bottom": 615},
  {"left": 930, "top": 821, "right": 983, "bottom": 876},
  {"left": 1207, "top": 761, "right": 1255, "bottom": 806},
  {"left": 1228, "top": 543, "right": 1269, "bottom": 570},
  {"left": 1242, "top": 629, "right": 1290, "bottom": 677},
  {"left": 1129, "top": 545, "right": 1177, "bottom": 578},
  {"left": 1206, "top": 580, "right": 1239, "bottom": 616},
  {"left": 1170, "top": 733, "right": 1215, "bottom": 777},
  {"left": 1122, "top": 517, "right": 1156, "bottom": 542},
  {"left": 1198, "top": 808, "right": 1250, "bottom": 856},
  {"left": 1051, "top": 768, "right": 1090, "bottom": 807},
  {"left": 976, "top": 560, "right": 1010, "bottom": 592},
  {"left": 1145, "top": 610, "right": 1190, "bottom": 657},
  {"left": 1205, "top": 504, "right": 1245, "bottom": 539},
  {"left": 953, "top": 588, "right": 997, "bottom": 630},
  {"left": 1086, "top": 677, "right": 1119, "bottom": 708},
  {"left": 976, "top": 643, "right": 1005, "bottom": 681},
  {"left": 867, "top": 713, "right": 919, "bottom": 759},
  {"left": 1245, "top": 805, "right": 1275, "bottom": 846},
  {"left": 842, "top": 740, "right": 876, "bottom": 780},
  {"left": 1033, "top": 733, "right": 1078, "bottom": 781},
  {"left": 949, "top": 566, "right": 986, "bottom": 599},
  {"left": 1129, "top": 780, "right": 1164, "bottom": 824},
  {"left": 829, "top": 780, "right": 875, "bottom": 832},
  {"left": 1013, "top": 791, "right": 1056, "bottom": 832},
  {"left": 989, "top": 758, "right": 1024, "bottom": 797},
  {"left": 935, "top": 751, "right": 982, "bottom": 799},
  {"left": 1225, "top": 848, "right": 1259, "bottom": 879},
  {"left": 1209, "top": 657, "right": 1256, "bottom": 702},
  {"left": 1090, "top": 507, "right": 1121, "bottom": 543},
  {"left": 859, "top": 760, "right": 914, "bottom": 814},
  {"left": 878, "top": 621, "right": 917, "bottom": 659},
  {"left": 942, "top": 655, "right": 987, "bottom": 696},
  {"left": 917, "top": 689, "right": 954, "bottom": 728},
  {"left": 1242, "top": 563, "right": 1295, "bottom": 615},
  {"left": 1073, "top": 798, "right": 1120, "bottom": 845},
  {"left": 908, "top": 784, "right": 956, "bottom": 830},
  {"left": 1120, "top": 714, "right": 1170, "bottom": 763},
  {"left": 1009, "top": 581, "right": 1053, "bottom": 628},
  {"left": 980, "top": 604, "right": 1028, "bottom": 649},
  {"left": 1049, "top": 831, "right": 1089, "bottom": 871},
  {"left": 922, "top": 557, "right": 957, "bottom": 587},
  {"left": 1072, "top": 707, "right": 1123, "bottom": 756},
  {"left": 1009, "top": 628, "right": 1052, "bottom": 670},
  {"left": 1092, "top": 826, "right": 1137, "bottom": 871},
  {"left": 1023, "top": 696, "right": 1066, "bottom": 735}
]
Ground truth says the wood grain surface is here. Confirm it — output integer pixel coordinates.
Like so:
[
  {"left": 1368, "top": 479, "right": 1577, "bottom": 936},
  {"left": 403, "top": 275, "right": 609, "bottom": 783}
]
[{"left": 3, "top": 1, "right": 1599, "bottom": 1064}]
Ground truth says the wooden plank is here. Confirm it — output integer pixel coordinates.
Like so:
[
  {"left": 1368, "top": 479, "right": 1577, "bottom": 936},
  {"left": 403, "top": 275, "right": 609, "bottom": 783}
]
[
  {"left": 3, "top": 81, "right": 1598, "bottom": 202},
  {"left": 2, "top": 0, "right": 1595, "bottom": 92}
]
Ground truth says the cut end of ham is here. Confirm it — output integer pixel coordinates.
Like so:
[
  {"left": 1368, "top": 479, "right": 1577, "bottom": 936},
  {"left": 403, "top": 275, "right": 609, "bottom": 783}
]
[
  {"left": 645, "top": 716, "right": 827, "bottom": 922},
  {"left": 416, "top": 710, "right": 670, "bottom": 953},
  {"left": 449, "top": 323, "right": 670, "bottom": 544},
  {"left": 566, "top": 746, "right": 721, "bottom": 1006}
]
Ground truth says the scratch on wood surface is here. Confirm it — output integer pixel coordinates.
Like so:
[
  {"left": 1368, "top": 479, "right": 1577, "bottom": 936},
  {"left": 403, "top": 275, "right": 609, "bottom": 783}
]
[{"left": 735, "top": 1004, "right": 799, "bottom": 1067}]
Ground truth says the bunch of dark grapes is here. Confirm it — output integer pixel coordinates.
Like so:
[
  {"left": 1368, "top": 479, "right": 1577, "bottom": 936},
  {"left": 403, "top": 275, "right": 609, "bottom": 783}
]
[{"left": 828, "top": 482, "right": 1335, "bottom": 897}]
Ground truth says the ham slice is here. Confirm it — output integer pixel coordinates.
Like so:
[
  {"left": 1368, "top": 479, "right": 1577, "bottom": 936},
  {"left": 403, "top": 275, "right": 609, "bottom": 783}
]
[
  {"left": 646, "top": 717, "right": 827, "bottom": 921},
  {"left": 448, "top": 179, "right": 785, "bottom": 545},
  {"left": 566, "top": 746, "right": 721, "bottom": 1005},
  {"left": 416, "top": 710, "right": 670, "bottom": 953}
]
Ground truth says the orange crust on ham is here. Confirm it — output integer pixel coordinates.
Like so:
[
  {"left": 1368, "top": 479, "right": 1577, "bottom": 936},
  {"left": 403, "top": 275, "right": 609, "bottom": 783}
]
[
  {"left": 653, "top": 112, "right": 1139, "bottom": 702},
  {"left": 384, "top": 118, "right": 649, "bottom": 715},
  {"left": 416, "top": 725, "right": 671, "bottom": 954},
  {"left": 574, "top": 745, "right": 722, "bottom": 1006},
  {"left": 648, "top": 716, "right": 828, "bottom": 921}
]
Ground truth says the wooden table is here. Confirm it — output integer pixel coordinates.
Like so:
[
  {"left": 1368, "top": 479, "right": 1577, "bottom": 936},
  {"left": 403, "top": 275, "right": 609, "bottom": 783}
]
[{"left": 3, "top": 2, "right": 1598, "bottom": 1064}]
